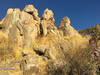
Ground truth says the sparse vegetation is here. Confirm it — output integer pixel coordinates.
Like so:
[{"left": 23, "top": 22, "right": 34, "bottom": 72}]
[{"left": 0, "top": 5, "right": 100, "bottom": 75}]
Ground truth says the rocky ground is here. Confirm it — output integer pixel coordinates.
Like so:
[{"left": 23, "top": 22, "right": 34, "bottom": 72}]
[{"left": 0, "top": 5, "right": 100, "bottom": 75}]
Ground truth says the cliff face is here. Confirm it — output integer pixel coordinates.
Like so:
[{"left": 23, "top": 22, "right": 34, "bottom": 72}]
[{"left": 0, "top": 5, "right": 99, "bottom": 75}]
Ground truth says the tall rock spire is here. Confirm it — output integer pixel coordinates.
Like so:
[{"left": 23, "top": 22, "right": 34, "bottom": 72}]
[
  {"left": 40, "top": 8, "right": 57, "bottom": 36},
  {"left": 58, "top": 17, "right": 81, "bottom": 37}
]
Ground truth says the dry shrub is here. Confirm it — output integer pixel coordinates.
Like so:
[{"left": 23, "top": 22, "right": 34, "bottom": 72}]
[
  {"left": 69, "top": 40, "right": 100, "bottom": 75},
  {"left": 33, "top": 34, "right": 94, "bottom": 75}
]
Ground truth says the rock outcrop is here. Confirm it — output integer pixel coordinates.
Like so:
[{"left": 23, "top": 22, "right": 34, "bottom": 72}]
[
  {"left": 0, "top": 4, "right": 95, "bottom": 75},
  {"left": 20, "top": 54, "right": 39, "bottom": 75},
  {"left": 58, "top": 17, "right": 81, "bottom": 37},
  {"left": 1, "top": 5, "right": 40, "bottom": 49},
  {"left": 40, "top": 9, "right": 59, "bottom": 36},
  {"left": 23, "top": 5, "right": 40, "bottom": 22}
]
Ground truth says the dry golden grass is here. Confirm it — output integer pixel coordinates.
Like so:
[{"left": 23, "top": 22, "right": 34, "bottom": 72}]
[
  {"left": 66, "top": 35, "right": 100, "bottom": 75},
  {"left": 0, "top": 29, "right": 99, "bottom": 75},
  {"left": 0, "top": 21, "right": 3, "bottom": 25},
  {"left": 0, "top": 31, "right": 23, "bottom": 75},
  {"left": 0, "top": 31, "right": 8, "bottom": 61},
  {"left": 33, "top": 33, "right": 99, "bottom": 75},
  {"left": 34, "top": 33, "right": 58, "bottom": 48}
]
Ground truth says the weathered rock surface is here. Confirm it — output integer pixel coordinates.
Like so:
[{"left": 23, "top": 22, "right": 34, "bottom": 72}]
[
  {"left": 23, "top": 5, "right": 40, "bottom": 22},
  {"left": 33, "top": 45, "right": 51, "bottom": 59},
  {"left": 58, "top": 17, "right": 81, "bottom": 37},
  {"left": 20, "top": 54, "right": 39, "bottom": 75},
  {"left": 1, "top": 5, "right": 40, "bottom": 49},
  {"left": 40, "top": 9, "right": 59, "bottom": 36},
  {"left": 20, "top": 39, "right": 72, "bottom": 75},
  {"left": 0, "top": 4, "right": 93, "bottom": 75}
]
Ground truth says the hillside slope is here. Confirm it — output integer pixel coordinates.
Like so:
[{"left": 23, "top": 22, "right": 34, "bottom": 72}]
[
  {"left": 0, "top": 5, "right": 99, "bottom": 75},
  {"left": 79, "top": 24, "right": 100, "bottom": 47}
]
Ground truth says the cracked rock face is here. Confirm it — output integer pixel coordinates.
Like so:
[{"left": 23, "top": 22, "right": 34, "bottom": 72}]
[{"left": 2, "top": 5, "right": 40, "bottom": 49}]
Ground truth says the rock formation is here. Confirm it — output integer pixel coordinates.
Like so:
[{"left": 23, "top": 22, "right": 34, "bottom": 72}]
[
  {"left": 1, "top": 4, "right": 98, "bottom": 75},
  {"left": 58, "top": 17, "right": 81, "bottom": 37},
  {"left": 40, "top": 8, "right": 59, "bottom": 36},
  {"left": 23, "top": 5, "right": 40, "bottom": 22},
  {"left": 20, "top": 54, "right": 40, "bottom": 75},
  {"left": 1, "top": 5, "right": 40, "bottom": 49}
]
